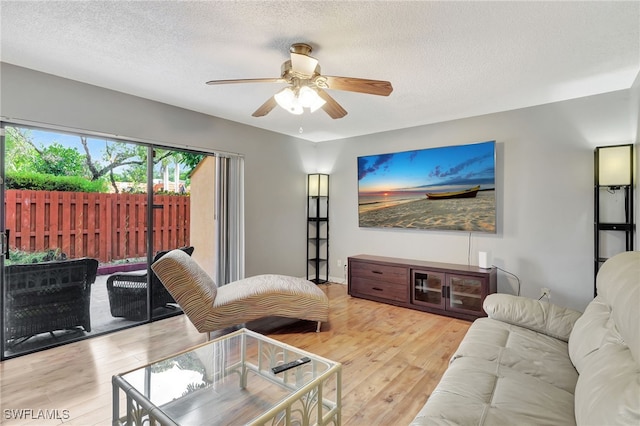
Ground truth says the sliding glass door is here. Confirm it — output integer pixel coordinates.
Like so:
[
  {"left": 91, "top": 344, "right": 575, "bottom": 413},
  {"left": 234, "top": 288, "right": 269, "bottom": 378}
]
[{"left": 0, "top": 123, "right": 213, "bottom": 359}]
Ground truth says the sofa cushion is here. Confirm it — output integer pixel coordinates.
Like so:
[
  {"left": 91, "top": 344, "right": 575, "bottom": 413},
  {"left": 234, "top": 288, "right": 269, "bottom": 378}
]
[
  {"left": 595, "top": 251, "right": 640, "bottom": 364},
  {"left": 483, "top": 293, "right": 582, "bottom": 342},
  {"left": 569, "top": 251, "right": 640, "bottom": 425},
  {"left": 573, "top": 335, "right": 639, "bottom": 425},
  {"left": 411, "top": 356, "right": 576, "bottom": 425},
  {"left": 454, "top": 318, "right": 578, "bottom": 393},
  {"left": 411, "top": 317, "right": 577, "bottom": 425},
  {"left": 567, "top": 297, "right": 611, "bottom": 373}
]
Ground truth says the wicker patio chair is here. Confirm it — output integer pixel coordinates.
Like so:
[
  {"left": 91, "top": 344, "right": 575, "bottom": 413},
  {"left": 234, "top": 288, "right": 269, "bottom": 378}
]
[
  {"left": 4, "top": 257, "right": 99, "bottom": 343},
  {"left": 106, "top": 246, "right": 194, "bottom": 320}
]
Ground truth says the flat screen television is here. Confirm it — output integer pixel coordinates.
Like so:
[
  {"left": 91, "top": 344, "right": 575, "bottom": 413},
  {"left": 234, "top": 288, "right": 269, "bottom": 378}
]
[{"left": 357, "top": 140, "right": 496, "bottom": 233}]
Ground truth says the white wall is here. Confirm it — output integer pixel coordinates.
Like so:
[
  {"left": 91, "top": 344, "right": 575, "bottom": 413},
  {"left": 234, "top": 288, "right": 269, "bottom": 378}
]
[
  {"left": 318, "top": 89, "right": 637, "bottom": 311},
  {"left": 0, "top": 63, "right": 316, "bottom": 279}
]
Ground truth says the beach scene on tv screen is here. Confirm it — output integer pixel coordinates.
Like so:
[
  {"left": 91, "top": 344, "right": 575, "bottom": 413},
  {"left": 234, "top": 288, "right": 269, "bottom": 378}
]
[{"left": 358, "top": 141, "right": 496, "bottom": 233}]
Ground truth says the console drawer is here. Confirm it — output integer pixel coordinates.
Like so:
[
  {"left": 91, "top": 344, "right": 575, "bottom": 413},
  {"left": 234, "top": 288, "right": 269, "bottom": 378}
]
[
  {"left": 350, "top": 276, "right": 407, "bottom": 303},
  {"left": 349, "top": 262, "right": 406, "bottom": 284}
]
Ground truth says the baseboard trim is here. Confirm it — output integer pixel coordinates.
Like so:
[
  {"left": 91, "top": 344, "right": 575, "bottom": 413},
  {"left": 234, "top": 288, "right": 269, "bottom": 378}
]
[
  {"left": 328, "top": 276, "right": 346, "bottom": 285},
  {"left": 301, "top": 276, "right": 347, "bottom": 285}
]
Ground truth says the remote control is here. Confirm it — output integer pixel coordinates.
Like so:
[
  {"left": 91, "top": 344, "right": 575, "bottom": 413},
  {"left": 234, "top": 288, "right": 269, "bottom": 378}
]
[{"left": 271, "top": 357, "right": 311, "bottom": 374}]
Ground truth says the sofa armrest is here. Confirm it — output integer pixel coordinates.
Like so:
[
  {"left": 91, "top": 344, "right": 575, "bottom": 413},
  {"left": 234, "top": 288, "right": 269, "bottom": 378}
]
[{"left": 483, "top": 293, "right": 582, "bottom": 342}]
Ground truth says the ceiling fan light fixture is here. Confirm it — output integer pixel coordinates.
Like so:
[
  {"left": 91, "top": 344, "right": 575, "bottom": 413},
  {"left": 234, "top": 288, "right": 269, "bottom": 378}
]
[
  {"left": 298, "top": 86, "right": 326, "bottom": 112},
  {"left": 275, "top": 86, "right": 325, "bottom": 115},
  {"left": 309, "top": 96, "right": 326, "bottom": 113},
  {"left": 274, "top": 87, "right": 303, "bottom": 115}
]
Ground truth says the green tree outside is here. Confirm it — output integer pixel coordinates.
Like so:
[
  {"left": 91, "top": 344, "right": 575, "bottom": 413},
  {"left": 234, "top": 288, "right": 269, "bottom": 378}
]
[{"left": 5, "top": 126, "right": 203, "bottom": 193}]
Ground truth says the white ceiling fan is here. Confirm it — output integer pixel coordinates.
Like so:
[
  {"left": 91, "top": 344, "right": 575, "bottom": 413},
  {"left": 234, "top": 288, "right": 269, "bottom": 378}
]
[{"left": 206, "top": 43, "right": 393, "bottom": 119}]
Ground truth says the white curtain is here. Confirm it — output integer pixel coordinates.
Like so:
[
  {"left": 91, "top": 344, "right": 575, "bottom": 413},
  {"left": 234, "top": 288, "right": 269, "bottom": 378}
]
[{"left": 214, "top": 155, "right": 245, "bottom": 285}]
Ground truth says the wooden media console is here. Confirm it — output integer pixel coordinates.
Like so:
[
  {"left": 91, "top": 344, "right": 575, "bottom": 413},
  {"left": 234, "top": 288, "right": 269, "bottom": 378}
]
[{"left": 348, "top": 254, "right": 497, "bottom": 321}]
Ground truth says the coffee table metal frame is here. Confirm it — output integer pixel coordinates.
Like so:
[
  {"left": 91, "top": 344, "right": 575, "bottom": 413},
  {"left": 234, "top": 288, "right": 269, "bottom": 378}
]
[{"left": 112, "top": 328, "right": 342, "bottom": 425}]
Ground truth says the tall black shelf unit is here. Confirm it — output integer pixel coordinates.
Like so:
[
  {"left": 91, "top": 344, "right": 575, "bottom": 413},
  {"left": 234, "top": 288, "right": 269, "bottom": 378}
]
[
  {"left": 307, "top": 174, "right": 329, "bottom": 284},
  {"left": 594, "top": 144, "right": 634, "bottom": 296}
]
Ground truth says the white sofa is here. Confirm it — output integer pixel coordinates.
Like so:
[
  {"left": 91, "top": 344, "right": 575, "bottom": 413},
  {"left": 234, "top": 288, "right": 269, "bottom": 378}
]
[{"left": 411, "top": 251, "right": 639, "bottom": 425}]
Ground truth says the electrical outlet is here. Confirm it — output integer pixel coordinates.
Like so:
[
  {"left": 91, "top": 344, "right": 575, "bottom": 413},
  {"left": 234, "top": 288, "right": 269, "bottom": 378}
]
[
  {"left": 337, "top": 259, "right": 342, "bottom": 268},
  {"left": 540, "top": 287, "right": 550, "bottom": 299}
]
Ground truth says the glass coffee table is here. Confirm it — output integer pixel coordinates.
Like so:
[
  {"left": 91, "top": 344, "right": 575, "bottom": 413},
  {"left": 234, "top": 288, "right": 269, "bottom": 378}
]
[{"left": 112, "top": 328, "right": 341, "bottom": 425}]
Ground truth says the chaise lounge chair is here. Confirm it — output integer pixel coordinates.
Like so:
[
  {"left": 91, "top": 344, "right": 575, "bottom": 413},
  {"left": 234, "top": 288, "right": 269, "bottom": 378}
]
[{"left": 151, "top": 249, "right": 329, "bottom": 337}]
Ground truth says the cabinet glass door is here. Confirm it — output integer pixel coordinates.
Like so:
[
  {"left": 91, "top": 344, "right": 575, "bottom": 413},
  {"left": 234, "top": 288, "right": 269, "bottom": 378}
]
[
  {"left": 412, "top": 270, "right": 445, "bottom": 308},
  {"left": 448, "top": 275, "right": 483, "bottom": 314}
]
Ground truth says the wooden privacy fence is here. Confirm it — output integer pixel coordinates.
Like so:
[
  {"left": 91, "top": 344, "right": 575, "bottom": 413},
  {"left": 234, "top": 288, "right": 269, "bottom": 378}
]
[{"left": 5, "top": 190, "right": 190, "bottom": 263}]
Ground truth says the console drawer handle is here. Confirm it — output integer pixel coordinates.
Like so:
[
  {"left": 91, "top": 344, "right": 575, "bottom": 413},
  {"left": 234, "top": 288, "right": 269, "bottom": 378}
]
[
  {"left": 372, "top": 287, "right": 384, "bottom": 291},
  {"left": 372, "top": 270, "right": 383, "bottom": 274}
]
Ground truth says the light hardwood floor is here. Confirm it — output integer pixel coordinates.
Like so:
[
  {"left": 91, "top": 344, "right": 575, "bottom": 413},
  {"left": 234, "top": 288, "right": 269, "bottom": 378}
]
[{"left": 0, "top": 283, "right": 470, "bottom": 426}]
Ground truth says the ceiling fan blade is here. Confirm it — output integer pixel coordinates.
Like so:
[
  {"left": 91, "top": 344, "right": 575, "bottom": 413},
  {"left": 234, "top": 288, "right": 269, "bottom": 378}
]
[
  {"left": 321, "top": 76, "right": 393, "bottom": 96},
  {"left": 317, "top": 90, "right": 348, "bottom": 119},
  {"left": 252, "top": 96, "right": 278, "bottom": 117},
  {"left": 206, "top": 78, "right": 286, "bottom": 85}
]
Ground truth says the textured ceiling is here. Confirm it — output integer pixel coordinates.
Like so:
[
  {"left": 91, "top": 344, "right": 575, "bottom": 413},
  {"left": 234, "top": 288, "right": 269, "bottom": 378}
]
[{"left": 1, "top": 1, "right": 638, "bottom": 142}]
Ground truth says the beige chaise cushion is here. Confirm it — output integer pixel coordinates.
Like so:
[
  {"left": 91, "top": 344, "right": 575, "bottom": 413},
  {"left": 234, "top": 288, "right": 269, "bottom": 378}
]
[{"left": 152, "top": 249, "right": 329, "bottom": 333}]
